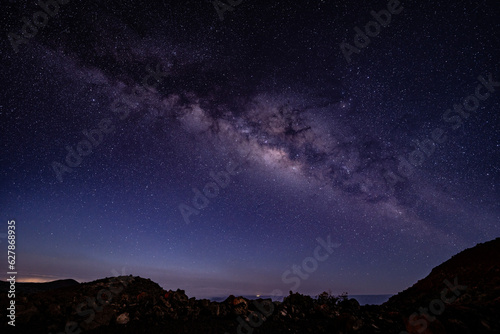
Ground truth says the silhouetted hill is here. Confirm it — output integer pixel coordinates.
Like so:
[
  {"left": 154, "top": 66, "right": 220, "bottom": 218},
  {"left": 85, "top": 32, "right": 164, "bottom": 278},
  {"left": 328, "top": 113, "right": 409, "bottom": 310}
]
[
  {"left": 0, "top": 278, "right": 79, "bottom": 295},
  {"left": 1, "top": 238, "right": 499, "bottom": 333},
  {"left": 386, "top": 237, "right": 500, "bottom": 308},
  {"left": 384, "top": 237, "right": 500, "bottom": 333}
]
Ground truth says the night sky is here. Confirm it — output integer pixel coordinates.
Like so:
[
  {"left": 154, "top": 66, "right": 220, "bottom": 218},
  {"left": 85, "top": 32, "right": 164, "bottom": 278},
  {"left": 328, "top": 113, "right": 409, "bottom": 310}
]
[{"left": 1, "top": 0, "right": 499, "bottom": 299}]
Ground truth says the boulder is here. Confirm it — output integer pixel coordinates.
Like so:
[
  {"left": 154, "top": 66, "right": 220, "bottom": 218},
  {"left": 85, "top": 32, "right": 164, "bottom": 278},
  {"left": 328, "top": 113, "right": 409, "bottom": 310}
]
[{"left": 116, "top": 312, "right": 130, "bottom": 325}]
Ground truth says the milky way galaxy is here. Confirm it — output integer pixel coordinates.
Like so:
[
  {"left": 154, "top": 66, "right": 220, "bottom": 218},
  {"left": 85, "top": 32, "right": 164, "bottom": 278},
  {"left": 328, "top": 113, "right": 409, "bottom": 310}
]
[{"left": 1, "top": 0, "right": 499, "bottom": 298}]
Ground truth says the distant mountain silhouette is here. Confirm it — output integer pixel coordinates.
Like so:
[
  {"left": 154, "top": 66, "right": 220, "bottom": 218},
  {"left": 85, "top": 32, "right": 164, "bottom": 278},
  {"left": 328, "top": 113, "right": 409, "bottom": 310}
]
[
  {"left": 0, "top": 278, "right": 79, "bottom": 295},
  {"left": 1, "top": 238, "right": 499, "bottom": 333}
]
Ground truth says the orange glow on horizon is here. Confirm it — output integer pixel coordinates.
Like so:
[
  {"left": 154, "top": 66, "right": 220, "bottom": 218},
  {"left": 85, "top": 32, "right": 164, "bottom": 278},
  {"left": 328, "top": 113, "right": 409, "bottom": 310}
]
[{"left": 14, "top": 276, "right": 80, "bottom": 283}]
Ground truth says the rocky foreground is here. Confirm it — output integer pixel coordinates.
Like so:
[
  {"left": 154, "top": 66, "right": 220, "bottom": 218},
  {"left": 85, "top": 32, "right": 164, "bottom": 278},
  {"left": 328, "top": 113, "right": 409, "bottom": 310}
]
[{"left": 2, "top": 237, "right": 499, "bottom": 333}]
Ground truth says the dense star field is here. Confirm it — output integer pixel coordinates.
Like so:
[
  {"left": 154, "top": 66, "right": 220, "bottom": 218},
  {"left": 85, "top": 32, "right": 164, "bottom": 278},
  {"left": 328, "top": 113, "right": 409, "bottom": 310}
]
[{"left": 1, "top": 0, "right": 499, "bottom": 299}]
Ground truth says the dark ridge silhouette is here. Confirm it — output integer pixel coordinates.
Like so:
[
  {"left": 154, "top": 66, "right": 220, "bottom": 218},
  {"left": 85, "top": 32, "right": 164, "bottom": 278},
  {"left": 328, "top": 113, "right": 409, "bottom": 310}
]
[
  {"left": 0, "top": 278, "right": 79, "bottom": 295},
  {"left": 1, "top": 238, "right": 499, "bottom": 333},
  {"left": 386, "top": 237, "right": 500, "bottom": 309},
  {"left": 382, "top": 237, "right": 500, "bottom": 333}
]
